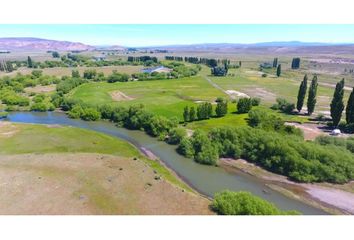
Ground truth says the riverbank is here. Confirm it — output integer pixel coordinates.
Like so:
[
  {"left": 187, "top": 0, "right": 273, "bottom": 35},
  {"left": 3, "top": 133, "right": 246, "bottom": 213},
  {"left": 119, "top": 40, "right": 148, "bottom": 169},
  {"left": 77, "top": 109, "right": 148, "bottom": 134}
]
[{"left": 220, "top": 158, "right": 354, "bottom": 215}]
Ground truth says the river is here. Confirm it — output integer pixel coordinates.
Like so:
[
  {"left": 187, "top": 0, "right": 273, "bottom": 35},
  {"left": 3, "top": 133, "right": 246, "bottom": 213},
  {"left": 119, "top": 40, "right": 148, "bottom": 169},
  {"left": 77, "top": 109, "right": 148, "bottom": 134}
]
[{"left": 3, "top": 111, "right": 327, "bottom": 214}]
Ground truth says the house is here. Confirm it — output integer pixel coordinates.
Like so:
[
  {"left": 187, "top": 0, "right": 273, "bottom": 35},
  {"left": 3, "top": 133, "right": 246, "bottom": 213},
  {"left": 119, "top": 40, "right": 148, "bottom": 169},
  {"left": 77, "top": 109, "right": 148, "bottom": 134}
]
[{"left": 142, "top": 66, "right": 172, "bottom": 74}]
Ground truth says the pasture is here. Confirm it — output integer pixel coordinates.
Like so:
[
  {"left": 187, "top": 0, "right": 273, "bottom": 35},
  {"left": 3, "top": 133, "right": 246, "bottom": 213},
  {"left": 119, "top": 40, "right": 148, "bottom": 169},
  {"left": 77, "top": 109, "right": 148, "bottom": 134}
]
[
  {"left": 0, "top": 122, "right": 211, "bottom": 214},
  {"left": 70, "top": 76, "right": 226, "bottom": 119}
]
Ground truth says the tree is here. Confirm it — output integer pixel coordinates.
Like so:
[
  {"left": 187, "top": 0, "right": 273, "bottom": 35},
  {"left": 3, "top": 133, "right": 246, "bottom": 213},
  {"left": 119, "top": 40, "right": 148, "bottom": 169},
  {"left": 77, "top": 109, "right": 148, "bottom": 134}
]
[
  {"left": 346, "top": 87, "right": 354, "bottom": 124},
  {"left": 52, "top": 51, "right": 60, "bottom": 58},
  {"left": 237, "top": 98, "right": 252, "bottom": 113},
  {"left": 296, "top": 74, "right": 308, "bottom": 112},
  {"left": 189, "top": 106, "right": 196, "bottom": 121},
  {"left": 307, "top": 75, "right": 318, "bottom": 115},
  {"left": 27, "top": 56, "right": 33, "bottom": 68},
  {"left": 291, "top": 58, "right": 301, "bottom": 69},
  {"left": 330, "top": 78, "right": 345, "bottom": 126},
  {"left": 215, "top": 98, "right": 228, "bottom": 117},
  {"left": 276, "top": 64, "right": 281, "bottom": 77},
  {"left": 239, "top": 61, "right": 242, "bottom": 68},
  {"left": 71, "top": 70, "right": 80, "bottom": 78},
  {"left": 272, "top": 57, "right": 278, "bottom": 68},
  {"left": 183, "top": 106, "right": 190, "bottom": 122}
]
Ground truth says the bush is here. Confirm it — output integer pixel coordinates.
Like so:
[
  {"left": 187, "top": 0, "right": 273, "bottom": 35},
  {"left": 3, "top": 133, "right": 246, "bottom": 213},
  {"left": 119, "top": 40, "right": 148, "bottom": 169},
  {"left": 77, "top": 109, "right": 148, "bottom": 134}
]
[
  {"left": 177, "top": 137, "right": 195, "bottom": 158},
  {"left": 107, "top": 71, "right": 129, "bottom": 83},
  {"left": 167, "top": 127, "right": 187, "bottom": 144},
  {"left": 81, "top": 107, "right": 101, "bottom": 121},
  {"left": 30, "top": 102, "right": 48, "bottom": 112},
  {"left": 272, "top": 98, "right": 295, "bottom": 114},
  {"left": 190, "top": 130, "right": 218, "bottom": 165},
  {"left": 237, "top": 98, "right": 252, "bottom": 113},
  {"left": 251, "top": 97, "right": 261, "bottom": 106},
  {"left": 212, "top": 191, "right": 299, "bottom": 215}
]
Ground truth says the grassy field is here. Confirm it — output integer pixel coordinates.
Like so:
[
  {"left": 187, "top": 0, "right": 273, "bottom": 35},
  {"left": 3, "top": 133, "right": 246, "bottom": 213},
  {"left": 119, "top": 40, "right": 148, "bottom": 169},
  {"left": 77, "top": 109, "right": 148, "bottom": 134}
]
[
  {"left": 70, "top": 75, "right": 226, "bottom": 119},
  {"left": 0, "top": 122, "right": 210, "bottom": 214}
]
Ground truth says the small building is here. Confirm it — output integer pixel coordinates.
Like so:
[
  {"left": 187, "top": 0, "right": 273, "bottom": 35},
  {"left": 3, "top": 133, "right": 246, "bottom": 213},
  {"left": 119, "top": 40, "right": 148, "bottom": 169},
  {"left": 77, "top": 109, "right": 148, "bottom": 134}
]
[{"left": 142, "top": 66, "right": 172, "bottom": 74}]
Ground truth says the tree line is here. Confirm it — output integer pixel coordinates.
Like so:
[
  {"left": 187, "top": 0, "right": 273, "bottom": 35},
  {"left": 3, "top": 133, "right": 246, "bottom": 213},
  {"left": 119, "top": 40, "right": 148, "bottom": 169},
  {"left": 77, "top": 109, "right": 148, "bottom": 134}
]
[{"left": 177, "top": 111, "right": 354, "bottom": 183}]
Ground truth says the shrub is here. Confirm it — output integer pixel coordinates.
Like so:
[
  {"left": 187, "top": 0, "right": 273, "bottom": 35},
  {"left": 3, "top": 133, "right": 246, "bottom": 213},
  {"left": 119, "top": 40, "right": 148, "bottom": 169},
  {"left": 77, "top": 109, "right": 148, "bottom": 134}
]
[
  {"left": 81, "top": 107, "right": 101, "bottom": 121},
  {"left": 107, "top": 71, "right": 129, "bottom": 83},
  {"left": 168, "top": 127, "right": 187, "bottom": 144},
  {"left": 30, "top": 102, "right": 48, "bottom": 112},
  {"left": 237, "top": 98, "right": 252, "bottom": 113},
  {"left": 177, "top": 137, "right": 195, "bottom": 158},
  {"left": 212, "top": 191, "right": 299, "bottom": 215},
  {"left": 250, "top": 97, "right": 261, "bottom": 106}
]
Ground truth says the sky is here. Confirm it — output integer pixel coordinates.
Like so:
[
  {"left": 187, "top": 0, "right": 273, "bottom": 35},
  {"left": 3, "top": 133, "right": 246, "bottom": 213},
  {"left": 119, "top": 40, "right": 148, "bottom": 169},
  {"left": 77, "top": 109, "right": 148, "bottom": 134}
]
[{"left": 0, "top": 24, "right": 354, "bottom": 47}]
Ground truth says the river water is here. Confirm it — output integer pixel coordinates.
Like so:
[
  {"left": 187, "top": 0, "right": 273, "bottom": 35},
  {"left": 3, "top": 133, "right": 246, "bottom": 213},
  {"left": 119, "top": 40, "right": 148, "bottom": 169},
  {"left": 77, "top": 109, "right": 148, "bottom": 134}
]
[{"left": 3, "top": 111, "right": 327, "bottom": 214}]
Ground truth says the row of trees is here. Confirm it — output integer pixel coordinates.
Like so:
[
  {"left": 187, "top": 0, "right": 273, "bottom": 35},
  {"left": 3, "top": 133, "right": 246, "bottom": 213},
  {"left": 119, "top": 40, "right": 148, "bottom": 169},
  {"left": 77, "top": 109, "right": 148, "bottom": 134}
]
[
  {"left": 296, "top": 74, "right": 354, "bottom": 127},
  {"left": 296, "top": 74, "right": 318, "bottom": 115},
  {"left": 177, "top": 123, "right": 354, "bottom": 183},
  {"left": 183, "top": 102, "right": 213, "bottom": 122},
  {"left": 291, "top": 57, "right": 301, "bottom": 69},
  {"left": 0, "top": 60, "right": 14, "bottom": 72},
  {"left": 127, "top": 56, "right": 158, "bottom": 63}
]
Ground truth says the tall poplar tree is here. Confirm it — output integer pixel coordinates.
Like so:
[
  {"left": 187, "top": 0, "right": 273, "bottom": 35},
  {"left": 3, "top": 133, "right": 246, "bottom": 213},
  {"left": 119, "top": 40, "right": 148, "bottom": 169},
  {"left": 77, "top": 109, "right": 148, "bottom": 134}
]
[
  {"left": 27, "top": 56, "right": 33, "bottom": 68},
  {"left": 346, "top": 87, "right": 354, "bottom": 124},
  {"left": 296, "top": 74, "right": 308, "bottom": 112},
  {"left": 307, "top": 75, "right": 318, "bottom": 115},
  {"left": 330, "top": 78, "right": 345, "bottom": 126},
  {"left": 276, "top": 64, "right": 281, "bottom": 77}
]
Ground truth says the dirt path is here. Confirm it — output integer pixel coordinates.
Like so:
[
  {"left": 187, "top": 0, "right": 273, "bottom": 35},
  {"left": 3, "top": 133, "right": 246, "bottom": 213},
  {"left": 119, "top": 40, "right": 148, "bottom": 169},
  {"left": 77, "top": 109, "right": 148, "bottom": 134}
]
[
  {"left": 285, "top": 122, "right": 327, "bottom": 140},
  {"left": 110, "top": 90, "right": 134, "bottom": 101},
  {"left": 204, "top": 76, "right": 248, "bottom": 99}
]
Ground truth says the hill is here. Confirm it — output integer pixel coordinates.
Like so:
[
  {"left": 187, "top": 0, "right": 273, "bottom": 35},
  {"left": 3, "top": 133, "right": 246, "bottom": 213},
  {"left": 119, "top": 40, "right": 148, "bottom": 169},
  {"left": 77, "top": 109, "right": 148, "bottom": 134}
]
[{"left": 0, "top": 37, "right": 93, "bottom": 51}]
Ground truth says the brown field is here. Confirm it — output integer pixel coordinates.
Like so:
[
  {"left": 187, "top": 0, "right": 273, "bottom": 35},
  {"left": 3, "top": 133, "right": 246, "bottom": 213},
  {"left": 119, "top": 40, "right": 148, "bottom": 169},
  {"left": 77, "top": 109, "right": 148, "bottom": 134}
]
[
  {"left": 0, "top": 65, "right": 143, "bottom": 77},
  {"left": 0, "top": 153, "right": 212, "bottom": 215},
  {"left": 24, "top": 84, "right": 56, "bottom": 94}
]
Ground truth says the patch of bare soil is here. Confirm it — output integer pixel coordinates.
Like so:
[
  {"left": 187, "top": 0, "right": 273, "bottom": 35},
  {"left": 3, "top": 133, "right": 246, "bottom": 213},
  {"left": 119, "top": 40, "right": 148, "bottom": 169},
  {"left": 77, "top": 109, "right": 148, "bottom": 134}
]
[
  {"left": 0, "top": 153, "right": 212, "bottom": 215},
  {"left": 110, "top": 91, "right": 134, "bottom": 101},
  {"left": 242, "top": 87, "right": 276, "bottom": 102},
  {"left": 285, "top": 122, "right": 327, "bottom": 140},
  {"left": 225, "top": 90, "right": 249, "bottom": 98},
  {"left": 24, "top": 84, "right": 56, "bottom": 94},
  {"left": 220, "top": 158, "right": 354, "bottom": 214}
]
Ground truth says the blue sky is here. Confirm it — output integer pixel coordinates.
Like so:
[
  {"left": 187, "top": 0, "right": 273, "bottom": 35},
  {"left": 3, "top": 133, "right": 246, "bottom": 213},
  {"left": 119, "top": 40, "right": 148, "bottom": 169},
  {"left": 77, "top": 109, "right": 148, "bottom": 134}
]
[{"left": 0, "top": 25, "right": 353, "bottom": 47}]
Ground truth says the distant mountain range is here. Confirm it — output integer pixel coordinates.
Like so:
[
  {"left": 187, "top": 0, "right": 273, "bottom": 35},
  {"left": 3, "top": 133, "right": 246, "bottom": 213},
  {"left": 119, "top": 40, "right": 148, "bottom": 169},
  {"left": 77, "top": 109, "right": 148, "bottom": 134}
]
[
  {"left": 0, "top": 37, "right": 353, "bottom": 53},
  {"left": 0, "top": 37, "right": 93, "bottom": 51}
]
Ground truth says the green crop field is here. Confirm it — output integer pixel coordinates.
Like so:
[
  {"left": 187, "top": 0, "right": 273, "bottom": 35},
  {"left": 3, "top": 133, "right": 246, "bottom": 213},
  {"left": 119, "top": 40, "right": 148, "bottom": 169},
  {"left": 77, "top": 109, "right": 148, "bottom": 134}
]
[{"left": 70, "top": 75, "right": 226, "bottom": 119}]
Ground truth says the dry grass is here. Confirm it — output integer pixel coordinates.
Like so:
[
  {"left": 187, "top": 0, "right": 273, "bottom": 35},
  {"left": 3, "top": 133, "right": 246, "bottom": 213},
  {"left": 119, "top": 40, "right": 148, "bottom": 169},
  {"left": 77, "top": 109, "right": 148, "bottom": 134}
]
[{"left": 0, "top": 153, "right": 212, "bottom": 215}]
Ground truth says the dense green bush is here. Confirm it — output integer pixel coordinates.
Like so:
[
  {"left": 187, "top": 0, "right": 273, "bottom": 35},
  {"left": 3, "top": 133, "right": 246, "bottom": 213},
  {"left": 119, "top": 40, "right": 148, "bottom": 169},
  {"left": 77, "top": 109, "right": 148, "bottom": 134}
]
[
  {"left": 248, "top": 108, "right": 302, "bottom": 137},
  {"left": 212, "top": 191, "right": 299, "bottom": 215},
  {"left": 237, "top": 97, "right": 253, "bottom": 113},
  {"left": 271, "top": 98, "right": 295, "bottom": 114},
  {"left": 178, "top": 125, "right": 354, "bottom": 183},
  {"left": 30, "top": 102, "right": 54, "bottom": 112},
  {"left": 56, "top": 77, "right": 86, "bottom": 94},
  {"left": 167, "top": 127, "right": 187, "bottom": 144},
  {"left": 107, "top": 71, "right": 129, "bottom": 83}
]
